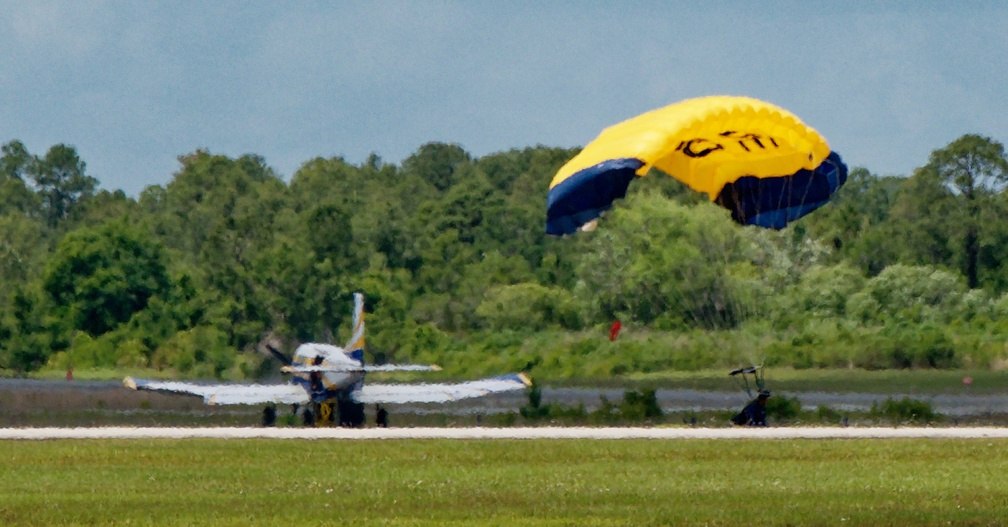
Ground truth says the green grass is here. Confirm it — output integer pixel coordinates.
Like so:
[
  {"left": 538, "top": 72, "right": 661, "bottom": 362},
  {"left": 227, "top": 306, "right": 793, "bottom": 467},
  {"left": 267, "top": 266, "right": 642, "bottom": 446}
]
[{"left": 2, "top": 438, "right": 1008, "bottom": 526}]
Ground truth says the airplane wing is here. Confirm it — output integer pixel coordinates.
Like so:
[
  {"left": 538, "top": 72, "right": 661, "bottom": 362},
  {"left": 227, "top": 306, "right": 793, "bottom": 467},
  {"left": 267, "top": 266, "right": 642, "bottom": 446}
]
[
  {"left": 123, "top": 377, "right": 310, "bottom": 406},
  {"left": 351, "top": 373, "right": 532, "bottom": 404}
]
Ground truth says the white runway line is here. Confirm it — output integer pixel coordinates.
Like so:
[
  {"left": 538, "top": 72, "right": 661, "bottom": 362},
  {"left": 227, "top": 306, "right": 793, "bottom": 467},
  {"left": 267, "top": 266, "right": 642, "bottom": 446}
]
[{"left": 3, "top": 426, "right": 1008, "bottom": 440}]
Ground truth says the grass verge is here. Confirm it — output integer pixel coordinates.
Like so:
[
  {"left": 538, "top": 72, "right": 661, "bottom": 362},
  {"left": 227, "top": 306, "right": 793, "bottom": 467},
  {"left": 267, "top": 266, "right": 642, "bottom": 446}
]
[{"left": 1, "top": 438, "right": 1007, "bottom": 526}]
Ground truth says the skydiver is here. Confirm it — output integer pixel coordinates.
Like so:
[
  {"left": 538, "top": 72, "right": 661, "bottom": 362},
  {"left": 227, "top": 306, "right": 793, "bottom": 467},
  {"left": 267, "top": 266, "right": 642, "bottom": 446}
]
[{"left": 732, "top": 389, "right": 770, "bottom": 426}]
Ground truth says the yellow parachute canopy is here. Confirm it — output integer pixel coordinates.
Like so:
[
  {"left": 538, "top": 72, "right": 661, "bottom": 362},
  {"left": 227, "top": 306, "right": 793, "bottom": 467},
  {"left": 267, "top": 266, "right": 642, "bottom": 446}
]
[{"left": 546, "top": 95, "right": 846, "bottom": 235}]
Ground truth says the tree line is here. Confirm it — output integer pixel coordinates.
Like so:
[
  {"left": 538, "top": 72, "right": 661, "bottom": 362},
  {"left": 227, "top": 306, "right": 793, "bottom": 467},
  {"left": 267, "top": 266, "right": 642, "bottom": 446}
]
[{"left": 1, "top": 135, "right": 1006, "bottom": 379}]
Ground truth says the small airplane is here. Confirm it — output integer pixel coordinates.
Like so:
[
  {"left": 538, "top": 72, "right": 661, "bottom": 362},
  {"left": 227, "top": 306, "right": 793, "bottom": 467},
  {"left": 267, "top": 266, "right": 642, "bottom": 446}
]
[{"left": 123, "top": 292, "right": 532, "bottom": 427}]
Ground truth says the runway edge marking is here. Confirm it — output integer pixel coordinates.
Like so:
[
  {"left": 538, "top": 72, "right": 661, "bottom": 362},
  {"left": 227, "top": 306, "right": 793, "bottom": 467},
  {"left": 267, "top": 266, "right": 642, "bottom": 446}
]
[{"left": 4, "top": 427, "right": 1008, "bottom": 440}]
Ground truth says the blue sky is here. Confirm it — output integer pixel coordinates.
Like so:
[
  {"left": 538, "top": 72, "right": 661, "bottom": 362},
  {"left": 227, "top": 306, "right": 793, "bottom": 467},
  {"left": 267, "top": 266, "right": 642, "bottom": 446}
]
[{"left": 2, "top": 2, "right": 1006, "bottom": 196}]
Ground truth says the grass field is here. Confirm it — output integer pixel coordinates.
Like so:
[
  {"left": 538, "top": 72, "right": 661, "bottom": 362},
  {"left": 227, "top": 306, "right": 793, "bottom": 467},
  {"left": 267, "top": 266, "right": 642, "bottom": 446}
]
[{"left": 3, "top": 438, "right": 1008, "bottom": 526}]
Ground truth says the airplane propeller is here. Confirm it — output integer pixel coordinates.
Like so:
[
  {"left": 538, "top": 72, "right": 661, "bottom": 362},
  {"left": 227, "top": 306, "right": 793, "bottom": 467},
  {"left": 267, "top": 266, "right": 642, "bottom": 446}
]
[{"left": 265, "top": 343, "right": 293, "bottom": 366}]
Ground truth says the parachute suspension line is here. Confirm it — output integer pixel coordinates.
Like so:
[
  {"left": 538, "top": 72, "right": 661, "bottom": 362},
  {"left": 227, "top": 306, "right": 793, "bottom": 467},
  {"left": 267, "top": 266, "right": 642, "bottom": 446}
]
[
  {"left": 645, "top": 216, "right": 746, "bottom": 333},
  {"left": 723, "top": 184, "right": 751, "bottom": 330},
  {"left": 665, "top": 262, "right": 717, "bottom": 331}
]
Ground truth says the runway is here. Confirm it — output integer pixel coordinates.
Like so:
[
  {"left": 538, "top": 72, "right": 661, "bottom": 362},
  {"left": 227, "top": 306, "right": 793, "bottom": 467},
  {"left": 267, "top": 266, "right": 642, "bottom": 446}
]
[{"left": 3, "top": 426, "right": 1008, "bottom": 440}]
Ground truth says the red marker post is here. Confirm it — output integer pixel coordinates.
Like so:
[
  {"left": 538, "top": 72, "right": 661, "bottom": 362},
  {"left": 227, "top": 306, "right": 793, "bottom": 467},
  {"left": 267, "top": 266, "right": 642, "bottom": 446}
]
[{"left": 609, "top": 320, "right": 622, "bottom": 342}]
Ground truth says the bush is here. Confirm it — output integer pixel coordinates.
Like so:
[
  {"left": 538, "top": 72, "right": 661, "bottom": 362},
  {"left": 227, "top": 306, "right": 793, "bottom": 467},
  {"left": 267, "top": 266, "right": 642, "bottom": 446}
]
[
  {"left": 765, "top": 394, "right": 801, "bottom": 421},
  {"left": 520, "top": 379, "right": 583, "bottom": 421},
  {"left": 854, "top": 325, "right": 960, "bottom": 370},
  {"left": 847, "top": 264, "right": 967, "bottom": 325},
  {"left": 870, "top": 397, "right": 937, "bottom": 424},
  {"left": 151, "top": 326, "right": 234, "bottom": 378},
  {"left": 816, "top": 405, "right": 845, "bottom": 423},
  {"left": 619, "top": 388, "right": 663, "bottom": 421},
  {"left": 521, "top": 384, "right": 660, "bottom": 425},
  {"left": 476, "top": 283, "right": 582, "bottom": 331}
]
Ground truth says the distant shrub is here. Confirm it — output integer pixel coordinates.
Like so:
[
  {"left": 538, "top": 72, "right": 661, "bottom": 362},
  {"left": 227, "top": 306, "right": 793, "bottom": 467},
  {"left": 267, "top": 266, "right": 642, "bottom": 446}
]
[
  {"left": 765, "top": 394, "right": 801, "bottom": 421},
  {"left": 619, "top": 388, "right": 663, "bottom": 421},
  {"left": 854, "top": 325, "right": 960, "bottom": 370},
  {"left": 847, "top": 264, "right": 967, "bottom": 325},
  {"left": 47, "top": 330, "right": 148, "bottom": 371},
  {"left": 520, "top": 380, "right": 543, "bottom": 418},
  {"left": 791, "top": 263, "right": 867, "bottom": 318},
  {"left": 816, "top": 405, "right": 844, "bottom": 423},
  {"left": 870, "top": 397, "right": 937, "bottom": 424},
  {"left": 520, "top": 379, "right": 588, "bottom": 422},
  {"left": 477, "top": 283, "right": 582, "bottom": 331},
  {"left": 521, "top": 385, "right": 660, "bottom": 425},
  {"left": 151, "top": 326, "right": 233, "bottom": 378}
]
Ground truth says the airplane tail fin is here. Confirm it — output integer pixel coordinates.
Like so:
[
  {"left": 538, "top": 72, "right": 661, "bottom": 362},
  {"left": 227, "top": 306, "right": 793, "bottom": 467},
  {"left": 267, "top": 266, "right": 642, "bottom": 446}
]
[{"left": 344, "top": 292, "right": 366, "bottom": 362}]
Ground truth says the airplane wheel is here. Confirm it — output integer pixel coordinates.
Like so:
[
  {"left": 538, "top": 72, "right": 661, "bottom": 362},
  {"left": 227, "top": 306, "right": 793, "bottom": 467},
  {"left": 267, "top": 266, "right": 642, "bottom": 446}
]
[
  {"left": 319, "top": 402, "right": 335, "bottom": 426},
  {"left": 338, "top": 400, "right": 365, "bottom": 428},
  {"left": 262, "top": 404, "right": 277, "bottom": 427}
]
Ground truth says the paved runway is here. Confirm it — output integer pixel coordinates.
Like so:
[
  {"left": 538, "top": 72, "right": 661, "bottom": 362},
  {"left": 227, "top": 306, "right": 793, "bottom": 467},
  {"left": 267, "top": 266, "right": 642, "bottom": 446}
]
[
  {"left": 3, "top": 426, "right": 1008, "bottom": 440},
  {"left": 4, "top": 379, "right": 1006, "bottom": 419}
]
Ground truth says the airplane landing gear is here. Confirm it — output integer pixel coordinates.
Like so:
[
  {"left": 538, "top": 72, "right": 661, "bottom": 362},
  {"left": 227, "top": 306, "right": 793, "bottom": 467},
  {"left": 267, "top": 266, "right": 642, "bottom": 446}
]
[
  {"left": 338, "top": 400, "right": 365, "bottom": 428},
  {"left": 259, "top": 401, "right": 388, "bottom": 428},
  {"left": 262, "top": 404, "right": 277, "bottom": 427},
  {"left": 264, "top": 401, "right": 367, "bottom": 428},
  {"left": 318, "top": 402, "right": 336, "bottom": 426},
  {"left": 291, "top": 403, "right": 339, "bottom": 427}
]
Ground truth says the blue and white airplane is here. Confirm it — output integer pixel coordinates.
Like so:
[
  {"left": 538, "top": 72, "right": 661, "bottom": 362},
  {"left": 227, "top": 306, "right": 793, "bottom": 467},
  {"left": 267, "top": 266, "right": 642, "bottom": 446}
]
[{"left": 123, "top": 293, "right": 531, "bottom": 427}]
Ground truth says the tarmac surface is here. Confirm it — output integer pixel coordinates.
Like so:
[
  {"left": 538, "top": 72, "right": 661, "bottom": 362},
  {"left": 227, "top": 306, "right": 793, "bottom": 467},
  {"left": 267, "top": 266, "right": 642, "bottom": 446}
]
[
  {"left": 4, "top": 378, "right": 1007, "bottom": 428},
  {"left": 3, "top": 426, "right": 1008, "bottom": 440},
  {"left": 9, "top": 378, "right": 999, "bottom": 414}
]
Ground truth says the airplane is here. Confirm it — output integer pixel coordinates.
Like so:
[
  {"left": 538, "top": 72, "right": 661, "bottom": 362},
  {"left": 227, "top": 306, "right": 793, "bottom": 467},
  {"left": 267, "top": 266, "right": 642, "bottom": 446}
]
[{"left": 123, "top": 292, "right": 532, "bottom": 427}]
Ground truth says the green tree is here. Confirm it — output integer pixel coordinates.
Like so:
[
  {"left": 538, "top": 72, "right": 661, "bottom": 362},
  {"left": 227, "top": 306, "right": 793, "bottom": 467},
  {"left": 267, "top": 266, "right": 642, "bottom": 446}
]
[
  {"left": 1, "top": 285, "right": 61, "bottom": 371},
  {"left": 1, "top": 140, "right": 30, "bottom": 180},
  {"left": 0, "top": 140, "right": 39, "bottom": 215},
  {"left": 804, "top": 167, "right": 902, "bottom": 275},
  {"left": 43, "top": 219, "right": 172, "bottom": 337},
  {"left": 145, "top": 151, "right": 292, "bottom": 348},
  {"left": 28, "top": 144, "right": 98, "bottom": 227},
  {"left": 477, "top": 147, "right": 580, "bottom": 281},
  {"left": 401, "top": 142, "right": 470, "bottom": 192},
  {"left": 845, "top": 264, "right": 967, "bottom": 325},
  {"left": 0, "top": 214, "right": 46, "bottom": 302},
  {"left": 70, "top": 189, "right": 142, "bottom": 228},
  {"left": 887, "top": 169, "right": 957, "bottom": 271},
  {"left": 573, "top": 193, "right": 752, "bottom": 328},
  {"left": 977, "top": 192, "right": 1008, "bottom": 292},
  {"left": 476, "top": 282, "right": 581, "bottom": 331},
  {"left": 922, "top": 134, "right": 1008, "bottom": 288}
]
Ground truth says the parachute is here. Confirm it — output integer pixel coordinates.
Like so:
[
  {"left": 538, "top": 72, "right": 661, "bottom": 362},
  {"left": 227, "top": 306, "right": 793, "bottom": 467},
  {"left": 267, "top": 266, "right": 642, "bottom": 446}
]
[{"left": 546, "top": 95, "right": 848, "bottom": 235}]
